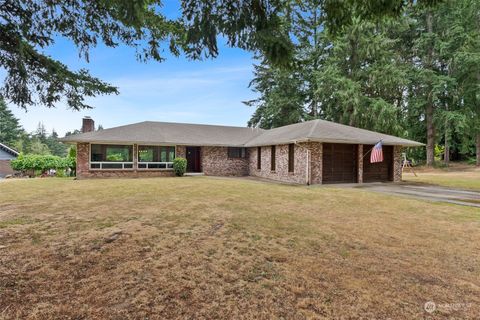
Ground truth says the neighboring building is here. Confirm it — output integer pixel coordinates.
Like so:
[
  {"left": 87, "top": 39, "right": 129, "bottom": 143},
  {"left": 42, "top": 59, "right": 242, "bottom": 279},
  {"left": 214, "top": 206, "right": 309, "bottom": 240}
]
[
  {"left": 61, "top": 117, "right": 423, "bottom": 184},
  {"left": 0, "top": 143, "right": 19, "bottom": 178}
]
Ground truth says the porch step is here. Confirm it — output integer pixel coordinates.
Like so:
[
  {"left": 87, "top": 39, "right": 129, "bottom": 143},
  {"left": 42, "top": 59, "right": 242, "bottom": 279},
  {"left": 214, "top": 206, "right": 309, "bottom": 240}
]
[{"left": 184, "top": 172, "right": 205, "bottom": 176}]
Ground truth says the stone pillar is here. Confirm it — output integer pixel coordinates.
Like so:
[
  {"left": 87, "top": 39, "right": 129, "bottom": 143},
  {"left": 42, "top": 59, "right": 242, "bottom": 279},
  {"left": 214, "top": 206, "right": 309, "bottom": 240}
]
[
  {"left": 393, "top": 146, "right": 403, "bottom": 182},
  {"left": 309, "top": 142, "right": 323, "bottom": 185},
  {"left": 357, "top": 144, "right": 363, "bottom": 184},
  {"left": 76, "top": 142, "right": 90, "bottom": 179},
  {"left": 176, "top": 145, "right": 186, "bottom": 158}
]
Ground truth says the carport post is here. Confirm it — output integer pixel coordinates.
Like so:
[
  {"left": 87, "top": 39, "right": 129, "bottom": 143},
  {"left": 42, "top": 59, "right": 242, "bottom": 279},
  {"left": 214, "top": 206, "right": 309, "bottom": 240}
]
[{"left": 357, "top": 144, "right": 363, "bottom": 183}]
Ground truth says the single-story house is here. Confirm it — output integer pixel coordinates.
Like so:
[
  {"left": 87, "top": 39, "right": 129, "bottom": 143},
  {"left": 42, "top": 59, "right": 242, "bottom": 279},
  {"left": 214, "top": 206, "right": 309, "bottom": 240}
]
[
  {"left": 61, "top": 117, "right": 423, "bottom": 184},
  {"left": 0, "top": 142, "right": 19, "bottom": 178}
]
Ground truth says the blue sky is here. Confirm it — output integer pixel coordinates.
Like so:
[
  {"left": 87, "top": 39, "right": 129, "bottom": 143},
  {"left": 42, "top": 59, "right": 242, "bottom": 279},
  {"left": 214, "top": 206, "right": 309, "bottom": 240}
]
[{"left": 9, "top": 3, "right": 259, "bottom": 136}]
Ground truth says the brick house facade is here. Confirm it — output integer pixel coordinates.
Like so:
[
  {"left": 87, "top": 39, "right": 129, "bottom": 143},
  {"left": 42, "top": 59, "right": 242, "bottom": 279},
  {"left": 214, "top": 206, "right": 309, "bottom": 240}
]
[
  {"left": 65, "top": 118, "right": 421, "bottom": 184},
  {"left": 75, "top": 141, "right": 403, "bottom": 184}
]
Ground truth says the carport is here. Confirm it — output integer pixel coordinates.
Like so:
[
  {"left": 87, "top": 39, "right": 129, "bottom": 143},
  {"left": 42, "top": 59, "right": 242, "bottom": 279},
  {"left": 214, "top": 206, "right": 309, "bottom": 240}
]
[
  {"left": 321, "top": 143, "right": 397, "bottom": 184},
  {"left": 322, "top": 143, "right": 358, "bottom": 183},
  {"left": 362, "top": 145, "right": 394, "bottom": 182}
]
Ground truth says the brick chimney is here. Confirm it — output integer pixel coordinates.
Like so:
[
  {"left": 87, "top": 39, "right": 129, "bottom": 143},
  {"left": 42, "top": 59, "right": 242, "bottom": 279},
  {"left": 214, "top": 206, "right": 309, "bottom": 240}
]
[{"left": 82, "top": 116, "right": 95, "bottom": 133}]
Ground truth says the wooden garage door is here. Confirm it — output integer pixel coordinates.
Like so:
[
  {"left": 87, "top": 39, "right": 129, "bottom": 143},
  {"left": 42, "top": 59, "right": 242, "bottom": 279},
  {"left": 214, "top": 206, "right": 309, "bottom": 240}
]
[
  {"left": 363, "top": 145, "right": 393, "bottom": 182},
  {"left": 322, "top": 143, "right": 357, "bottom": 184}
]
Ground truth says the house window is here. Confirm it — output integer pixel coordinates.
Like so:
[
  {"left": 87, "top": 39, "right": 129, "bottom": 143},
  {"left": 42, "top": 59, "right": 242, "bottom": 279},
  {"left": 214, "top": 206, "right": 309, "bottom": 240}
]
[
  {"left": 228, "top": 147, "right": 247, "bottom": 158},
  {"left": 257, "top": 147, "right": 261, "bottom": 169},
  {"left": 288, "top": 144, "right": 295, "bottom": 172},
  {"left": 138, "top": 146, "right": 175, "bottom": 169},
  {"left": 271, "top": 145, "right": 276, "bottom": 171},
  {"left": 90, "top": 144, "right": 133, "bottom": 169}
]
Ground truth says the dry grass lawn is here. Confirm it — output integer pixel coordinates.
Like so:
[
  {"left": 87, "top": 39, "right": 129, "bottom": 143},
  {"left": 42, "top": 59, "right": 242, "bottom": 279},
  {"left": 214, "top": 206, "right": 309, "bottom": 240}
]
[
  {"left": 403, "top": 164, "right": 480, "bottom": 191},
  {"left": 1, "top": 177, "right": 479, "bottom": 319}
]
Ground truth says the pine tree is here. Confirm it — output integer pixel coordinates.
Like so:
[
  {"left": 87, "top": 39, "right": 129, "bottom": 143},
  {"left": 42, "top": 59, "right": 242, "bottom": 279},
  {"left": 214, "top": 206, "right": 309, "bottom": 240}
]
[
  {"left": 245, "top": 57, "right": 305, "bottom": 128},
  {"left": 315, "top": 17, "right": 408, "bottom": 135},
  {"left": 35, "top": 122, "right": 48, "bottom": 144},
  {"left": 45, "top": 130, "right": 68, "bottom": 156},
  {"left": 245, "top": 0, "right": 326, "bottom": 128},
  {"left": 0, "top": 98, "right": 22, "bottom": 146}
]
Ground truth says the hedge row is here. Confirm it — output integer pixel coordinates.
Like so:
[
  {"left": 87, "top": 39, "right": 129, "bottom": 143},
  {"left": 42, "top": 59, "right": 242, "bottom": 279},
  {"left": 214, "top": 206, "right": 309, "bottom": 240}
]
[{"left": 11, "top": 154, "right": 75, "bottom": 172}]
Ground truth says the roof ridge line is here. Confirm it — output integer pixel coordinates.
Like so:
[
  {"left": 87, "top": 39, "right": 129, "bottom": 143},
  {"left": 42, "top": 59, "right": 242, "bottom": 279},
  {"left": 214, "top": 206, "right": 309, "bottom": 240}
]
[
  {"left": 306, "top": 119, "right": 321, "bottom": 139},
  {"left": 241, "top": 127, "right": 268, "bottom": 146}
]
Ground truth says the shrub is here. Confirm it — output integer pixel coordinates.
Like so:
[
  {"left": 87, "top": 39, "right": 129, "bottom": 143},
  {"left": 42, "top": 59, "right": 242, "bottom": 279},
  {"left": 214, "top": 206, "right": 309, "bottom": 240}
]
[
  {"left": 10, "top": 153, "right": 73, "bottom": 176},
  {"left": 173, "top": 157, "right": 187, "bottom": 176},
  {"left": 55, "top": 170, "right": 67, "bottom": 177}
]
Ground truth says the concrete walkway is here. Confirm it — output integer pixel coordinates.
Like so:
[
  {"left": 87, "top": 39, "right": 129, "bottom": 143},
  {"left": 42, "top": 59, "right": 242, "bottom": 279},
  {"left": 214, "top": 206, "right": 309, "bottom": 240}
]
[{"left": 346, "top": 183, "right": 480, "bottom": 208}]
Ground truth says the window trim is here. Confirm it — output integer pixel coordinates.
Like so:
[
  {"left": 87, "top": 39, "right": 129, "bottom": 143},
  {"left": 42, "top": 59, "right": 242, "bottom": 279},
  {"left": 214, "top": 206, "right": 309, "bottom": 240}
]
[
  {"left": 288, "top": 143, "right": 295, "bottom": 173},
  {"left": 89, "top": 143, "right": 134, "bottom": 171},
  {"left": 137, "top": 145, "right": 176, "bottom": 170},
  {"left": 270, "top": 145, "right": 276, "bottom": 171}
]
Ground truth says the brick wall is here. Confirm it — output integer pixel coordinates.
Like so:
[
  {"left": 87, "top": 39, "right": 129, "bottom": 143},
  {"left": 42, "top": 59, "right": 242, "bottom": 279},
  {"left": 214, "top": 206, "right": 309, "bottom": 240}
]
[
  {"left": 76, "top": 144, "right": 248, "bottom": 179},
  {"left": 248, "top": 142, "right": 323, "bottom": 184},
  {"left": 176, "top": 145, "right": 186, "bottom": 158},
  {"left": 202, "top": 146, "right": 249, "bottom": 176},
  {"left": 75, "top": 141, "right": 402, "bottom": 183},
  {"left": 76, "top": 142, "right": 89, "bottom": 178},
  {"left": 308, "top": 142, "right": 323, "bottom": 185}
]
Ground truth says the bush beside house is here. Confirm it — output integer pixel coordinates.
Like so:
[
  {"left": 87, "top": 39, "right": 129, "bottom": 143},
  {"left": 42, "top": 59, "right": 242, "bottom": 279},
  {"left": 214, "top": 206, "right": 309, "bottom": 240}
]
[{"left": 173, "top": 157, "right": 187, "bottom": 176}]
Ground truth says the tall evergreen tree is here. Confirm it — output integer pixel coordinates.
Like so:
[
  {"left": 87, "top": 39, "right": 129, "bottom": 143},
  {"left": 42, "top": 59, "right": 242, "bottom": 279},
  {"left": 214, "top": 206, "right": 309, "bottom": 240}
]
[
  {"left": 245, "top": 57, "right": 305, "bottom": 128},
  {"left": 245, "top": 0, "right": 326, "bottom": 128},
  {"left": 0, "top": 98, "right": 22, "bottom": 146},
  {"left": 315, "top": 17, "right": 408, "bottom": 135},
  {"left": 405, "top": 0, "right": 480, "bottom": 165},
  {"left": 291, "top": 0, "right": 326, "bottom": 118},
  {"left": 45, "top": 130, "right": 68, "bottom": 156}
]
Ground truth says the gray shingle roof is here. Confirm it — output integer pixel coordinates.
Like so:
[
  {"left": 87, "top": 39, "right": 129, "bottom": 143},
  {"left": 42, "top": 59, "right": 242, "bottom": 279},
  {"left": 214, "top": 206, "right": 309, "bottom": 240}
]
[
  {"left": 244, "top": 119, "right": 424, "bottom": 147},
  {"left": 61, "top": 121, "right": 265, "bottom": 147},
  {"left": 61, "top": 119, "right": 423, "bottom": 147}
]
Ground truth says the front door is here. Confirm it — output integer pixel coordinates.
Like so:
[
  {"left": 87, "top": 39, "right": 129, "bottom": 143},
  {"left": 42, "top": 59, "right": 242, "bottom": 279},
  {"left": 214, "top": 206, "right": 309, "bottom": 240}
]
[{"left": 186, "top": 146, "right": 201, "bottom": 172}]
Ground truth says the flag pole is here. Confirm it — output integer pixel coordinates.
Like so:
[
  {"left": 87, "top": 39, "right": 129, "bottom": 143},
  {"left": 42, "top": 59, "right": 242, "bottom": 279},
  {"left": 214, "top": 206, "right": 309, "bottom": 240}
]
[{"left": 360, "top": 139, "right": 383, "bottom": 161}]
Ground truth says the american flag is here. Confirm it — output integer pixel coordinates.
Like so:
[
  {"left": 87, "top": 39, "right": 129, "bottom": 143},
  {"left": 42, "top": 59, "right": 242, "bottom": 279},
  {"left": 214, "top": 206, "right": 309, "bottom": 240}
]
[{"left": 370, "top": 141, "right": 383, "bottom": 163}]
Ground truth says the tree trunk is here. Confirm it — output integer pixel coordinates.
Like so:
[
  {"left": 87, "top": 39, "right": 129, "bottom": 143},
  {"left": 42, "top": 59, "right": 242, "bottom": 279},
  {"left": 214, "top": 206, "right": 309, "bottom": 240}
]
[
  {"left": 426, "top": 102, "right": 435, "bottom": 166},
  {"left": 425, "top": 10, "right": 435, "bottom": 166},
  {"left": 444, "top": 100, "right": 449, "bottom": 166},
  {"left": 476, "top": 133, "right": 480, "bottom": 166},
  {"left": 311, "top": 8, "right": 319, "bottom": 118},
  {"left": 444, "top": 130, "right": 450, "bottom": 166}
]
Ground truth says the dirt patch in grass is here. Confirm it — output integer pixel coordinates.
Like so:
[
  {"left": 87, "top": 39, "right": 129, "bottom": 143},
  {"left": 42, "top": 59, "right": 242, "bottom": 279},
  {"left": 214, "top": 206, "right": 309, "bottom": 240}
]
[{"left": 0, "top": 177, "right": 479, "bottom": 319}]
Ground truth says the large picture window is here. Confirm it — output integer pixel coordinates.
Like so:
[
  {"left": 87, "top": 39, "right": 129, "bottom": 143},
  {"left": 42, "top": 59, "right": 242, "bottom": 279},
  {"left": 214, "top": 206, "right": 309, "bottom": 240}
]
[
  {"left": 138, "top": 146, "right": 175, "bottom": 169},
  {"left": 90, "top": 144, "right": 133, "bottom": 169}
]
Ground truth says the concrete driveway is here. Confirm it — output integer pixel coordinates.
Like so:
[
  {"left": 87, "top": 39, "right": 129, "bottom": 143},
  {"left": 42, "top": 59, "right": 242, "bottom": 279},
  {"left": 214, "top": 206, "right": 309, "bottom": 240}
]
[{"left": 347, "top": 183, "right": 480, "bottom": 207}]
